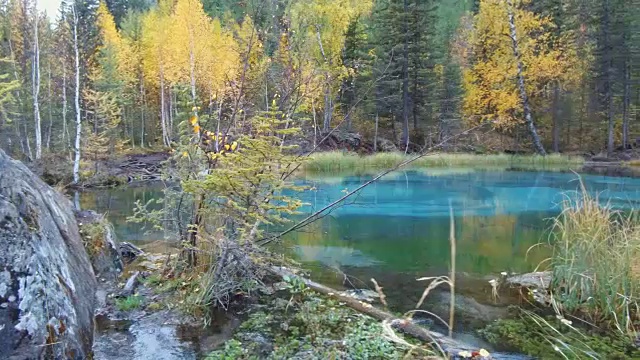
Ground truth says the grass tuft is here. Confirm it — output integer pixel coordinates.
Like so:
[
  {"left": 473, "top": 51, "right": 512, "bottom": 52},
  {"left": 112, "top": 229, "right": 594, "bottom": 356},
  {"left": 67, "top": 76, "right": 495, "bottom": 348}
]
[
  {"left": 549, "top": 182, "right": 640, "bottom": 336},
  {"left": 304, "top": 151, "right": 584, "bottom": 175},
  {"left": 115, "top": 295, "right": 144, "bottom": 311}
]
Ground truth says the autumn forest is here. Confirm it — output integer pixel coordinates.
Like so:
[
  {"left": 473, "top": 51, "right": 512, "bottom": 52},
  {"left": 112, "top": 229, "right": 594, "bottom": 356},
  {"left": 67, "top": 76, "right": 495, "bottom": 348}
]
[{"left": 0, "top": 0, "right": 639, "bottom": 178}]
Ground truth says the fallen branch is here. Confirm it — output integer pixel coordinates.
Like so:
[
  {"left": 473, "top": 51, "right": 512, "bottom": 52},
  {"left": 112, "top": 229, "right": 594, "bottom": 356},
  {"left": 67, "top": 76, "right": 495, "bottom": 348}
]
[{"left": 269, "top": 266, "right": 530, "bottom": 360}]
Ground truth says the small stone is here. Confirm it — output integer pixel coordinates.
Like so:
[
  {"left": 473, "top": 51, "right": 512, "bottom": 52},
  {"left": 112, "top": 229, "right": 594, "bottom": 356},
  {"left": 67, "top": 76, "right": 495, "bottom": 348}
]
[
  {"left": 8, "top": 295, "right": 16, "bottom": 302},
  {"left": 0, "top": 303, "right": 8, "bottom": 308}
]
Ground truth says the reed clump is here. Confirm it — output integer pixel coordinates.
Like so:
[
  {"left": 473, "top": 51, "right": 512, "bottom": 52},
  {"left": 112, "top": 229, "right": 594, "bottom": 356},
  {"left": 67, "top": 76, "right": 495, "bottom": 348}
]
[
  {"left": 549, "top": 185, "right": 640, "bottom": 336},
  {"left": 304, "top": 151, "right": 584, "bottom": 174}
]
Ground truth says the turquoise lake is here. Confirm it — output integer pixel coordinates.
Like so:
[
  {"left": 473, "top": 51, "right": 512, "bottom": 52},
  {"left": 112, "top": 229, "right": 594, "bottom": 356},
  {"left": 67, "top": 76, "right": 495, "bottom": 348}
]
[{"left": 80, "top": 168, "right": 640, "bottom": 321}]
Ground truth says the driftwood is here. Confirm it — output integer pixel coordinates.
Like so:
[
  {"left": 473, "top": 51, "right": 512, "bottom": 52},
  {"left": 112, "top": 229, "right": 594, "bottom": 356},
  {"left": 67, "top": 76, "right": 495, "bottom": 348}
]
[
  {"left": 505, "top": 271, "right": 552, "bottom": 305},
  {"left": 119, "top": 242, "right": 144, "bottom": 263},
  {"left": 120, "top": 271, "right": 141, "bottom": 297},
  {"left": 270, "top": 266, "right": 530, "bottom": 360}
]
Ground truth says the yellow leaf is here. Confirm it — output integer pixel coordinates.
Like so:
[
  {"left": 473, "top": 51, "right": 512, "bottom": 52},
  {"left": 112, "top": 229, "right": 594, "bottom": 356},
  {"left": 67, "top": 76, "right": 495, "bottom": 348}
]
[{"left": 231, "top": 141, "right": 238, "bottom": 151}]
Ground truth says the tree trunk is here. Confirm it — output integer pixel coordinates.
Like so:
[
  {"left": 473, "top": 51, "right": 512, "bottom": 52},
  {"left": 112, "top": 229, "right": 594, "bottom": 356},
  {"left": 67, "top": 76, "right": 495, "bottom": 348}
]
[
  {"left": 622, "top": 61, "right": 630, "bottom": 149},
  {"left": 312, "top": 99, "right": 317, "bottom": 147},
  {"left": 169, "top": 87, "right": 174, "bottom": 138},
  {"left": 604, "top": 0, "right": 615, "bottom": 156},
  {"left": 401, "top": 0, "right": 410, "bottom": 150},
  {"left": 507, "top": 0, "right": 546, "bottom": 155},
  {"left": 139, "top": 72, "right": 146, "bottom": 148},
  {"left": 62, "top": 65, "right": 70, "bottom": 155},
  {"left": 315, "top": 29, "right": 333, "bottom": 134},
  {"left": 159, "top": 66, "right": 169, "bottom": 147},
  {"left": 32, "top": 0, "right": 42, "bottom": 160},
  {"left": 72, "top": 3, "right": 82, "bottom": 185},
  {"left": 46, "top": 60, "right": 53, "bottom": 150},
  {"left": 8, "top": 33, "right": 31, "bottom": 160},
  {"left": 323, "top": 84, "right": 333, "bottom": 133},
  {"left": 552, "top": 83, "right": 560, "bottom": 153},
  {"left": 374, "top": 112, "right": 379, "bottom": 152}
]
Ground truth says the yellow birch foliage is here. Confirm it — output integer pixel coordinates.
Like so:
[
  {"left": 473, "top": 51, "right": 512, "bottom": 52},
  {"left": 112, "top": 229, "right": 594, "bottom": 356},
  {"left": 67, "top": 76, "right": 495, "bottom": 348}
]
[
  {"left": 140, "top": 0, "right": 172, "bottom": 88},
  {"left": 288, "top": 0, "right": 372, "bottom": 109},
  {"left": 96, "top": 1, "right": 135, "bottom": 84},
  {"left": 462, "top": 0, "right": 578, "bottom": 130},
  {"left": 166, "top": 0, "right": 240, "bottom": 95}
]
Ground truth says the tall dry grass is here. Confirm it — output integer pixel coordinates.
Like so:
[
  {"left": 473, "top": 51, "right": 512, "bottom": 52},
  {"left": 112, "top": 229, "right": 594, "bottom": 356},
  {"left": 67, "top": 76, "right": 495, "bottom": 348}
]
[
  {"left": 304, "top": 151, "right": 584, "bottom": 174},
  {"left": 549, "top": 183, "right": 640, "bottom": 336}
]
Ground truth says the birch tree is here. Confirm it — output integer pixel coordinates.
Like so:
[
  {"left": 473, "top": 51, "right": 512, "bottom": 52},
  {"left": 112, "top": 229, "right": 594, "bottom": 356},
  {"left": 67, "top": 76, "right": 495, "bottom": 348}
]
[
  {"left": 32, "top": 0, "right": 41, "bottom": 159},
  {"left": 462, "top": 0, "right": 577, "bottom": 154},
  {"left": 72, "top": 2, "right": 82, "bottom": 184}
]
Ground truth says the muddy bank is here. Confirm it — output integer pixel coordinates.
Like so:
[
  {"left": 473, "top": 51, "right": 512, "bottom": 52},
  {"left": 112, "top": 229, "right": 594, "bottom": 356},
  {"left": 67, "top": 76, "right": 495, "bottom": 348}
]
[{"left": 31, "top": 151, "right": 170, "bottom": 188}]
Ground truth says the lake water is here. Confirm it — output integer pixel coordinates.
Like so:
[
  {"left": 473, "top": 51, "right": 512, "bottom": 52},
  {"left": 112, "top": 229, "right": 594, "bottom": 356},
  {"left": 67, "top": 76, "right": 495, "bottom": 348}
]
[{"left": 80, "top": 168, "right": 640, "bottom": 328}]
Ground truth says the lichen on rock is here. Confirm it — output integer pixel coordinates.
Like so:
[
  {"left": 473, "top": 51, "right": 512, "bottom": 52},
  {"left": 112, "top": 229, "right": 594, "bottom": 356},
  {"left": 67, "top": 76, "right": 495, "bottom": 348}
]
[{"left": 0, "top": 149, "right": 97, "bottom": 359}]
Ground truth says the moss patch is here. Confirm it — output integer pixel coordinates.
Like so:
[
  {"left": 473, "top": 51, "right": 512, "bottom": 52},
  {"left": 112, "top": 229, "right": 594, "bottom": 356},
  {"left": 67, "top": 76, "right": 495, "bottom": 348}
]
[
  {"left": 79, "top": 221, "right": 107, "bottom": 260},
  {"left": 205, "top": 284, "right": 428, "bottom": 359},
  {"left": 479, "top": 310, "right": 640, "bottom": 359}
]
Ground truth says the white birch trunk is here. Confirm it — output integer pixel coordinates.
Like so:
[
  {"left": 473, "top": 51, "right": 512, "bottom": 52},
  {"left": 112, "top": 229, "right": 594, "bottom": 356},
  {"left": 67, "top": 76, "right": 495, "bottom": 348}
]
[
  {"left": 46, "top": 60, "right": 52, "bottom": 149},
  {"left": 507, "top": 0, "right": 546, "bottom": 155},
  {"left": 169, "top": 87, "right": 174, "bottom": 138},
  {"left": 139, "top": 72, "right": 146, "bottom": 147},
  {"left": 159, "top": 65, "right": 169, "bottom": 146},
  {"left": 62, "top": 65, "right": 70, "bottom": 155},
  {"left": 32, "top": 1, "right": 42, "bottom": 159},
  {"left": 72, "top": 3, "right": 82, "bottom": 185}
]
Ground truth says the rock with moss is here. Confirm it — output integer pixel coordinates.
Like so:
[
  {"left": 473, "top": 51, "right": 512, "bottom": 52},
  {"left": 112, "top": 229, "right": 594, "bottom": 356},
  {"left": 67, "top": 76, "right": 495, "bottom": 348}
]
[
  {"left": 0, "top": 149, "right": 97, "bottom": 359},
  {"left": 76, "top": 210, "right": 123, "bottom": 280}
]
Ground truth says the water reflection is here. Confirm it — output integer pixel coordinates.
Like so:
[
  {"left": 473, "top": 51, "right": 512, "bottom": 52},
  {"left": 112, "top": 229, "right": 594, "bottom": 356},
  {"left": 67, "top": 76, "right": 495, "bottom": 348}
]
[
  {"left": 79, "top": 169, "right": 640, "bottom": 279},
  {"left": 281, "top": 169, "right": 640, "bottom": 278}
]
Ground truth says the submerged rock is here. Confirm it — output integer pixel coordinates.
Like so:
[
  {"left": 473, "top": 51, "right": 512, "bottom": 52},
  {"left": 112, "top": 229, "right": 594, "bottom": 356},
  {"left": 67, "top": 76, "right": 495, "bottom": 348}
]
[{"left": 0, "top": 150, "right": 97, "bottom": 359}]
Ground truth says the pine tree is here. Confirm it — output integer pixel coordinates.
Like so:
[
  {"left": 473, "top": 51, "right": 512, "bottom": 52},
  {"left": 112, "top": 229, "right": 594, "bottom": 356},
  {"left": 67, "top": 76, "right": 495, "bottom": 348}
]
[{"left": 368, "top": 0, "right": 438, "bottom": 149}]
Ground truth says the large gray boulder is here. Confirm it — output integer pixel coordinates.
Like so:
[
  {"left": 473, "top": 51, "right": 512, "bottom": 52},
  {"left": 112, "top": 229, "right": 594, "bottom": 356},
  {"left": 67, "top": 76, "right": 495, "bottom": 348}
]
[{"left": 0, "top": 150, "right": 97, "bottom": 359}]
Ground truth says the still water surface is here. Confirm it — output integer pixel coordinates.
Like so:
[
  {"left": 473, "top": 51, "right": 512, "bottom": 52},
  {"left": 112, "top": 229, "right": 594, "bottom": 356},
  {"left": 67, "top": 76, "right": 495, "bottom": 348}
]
[{"left": 80, "top": 168, "right": 640, "bottom": 319}]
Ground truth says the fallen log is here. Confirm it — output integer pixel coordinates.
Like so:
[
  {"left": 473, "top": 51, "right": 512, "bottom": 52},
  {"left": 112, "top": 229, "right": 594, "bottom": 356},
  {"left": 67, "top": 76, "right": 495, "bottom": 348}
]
[
  {"left": 269, "top": 266, "right": 530, "bottom": 360},
  {"left": 120, "top": 271, "right": 141, "bottom": 298}
]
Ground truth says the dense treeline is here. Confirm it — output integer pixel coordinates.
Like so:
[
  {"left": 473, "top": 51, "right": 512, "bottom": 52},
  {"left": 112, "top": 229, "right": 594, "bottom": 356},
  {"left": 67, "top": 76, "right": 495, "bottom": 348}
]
[{"left": 0, "top": 0, "right": 639, "bottom": 178}]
